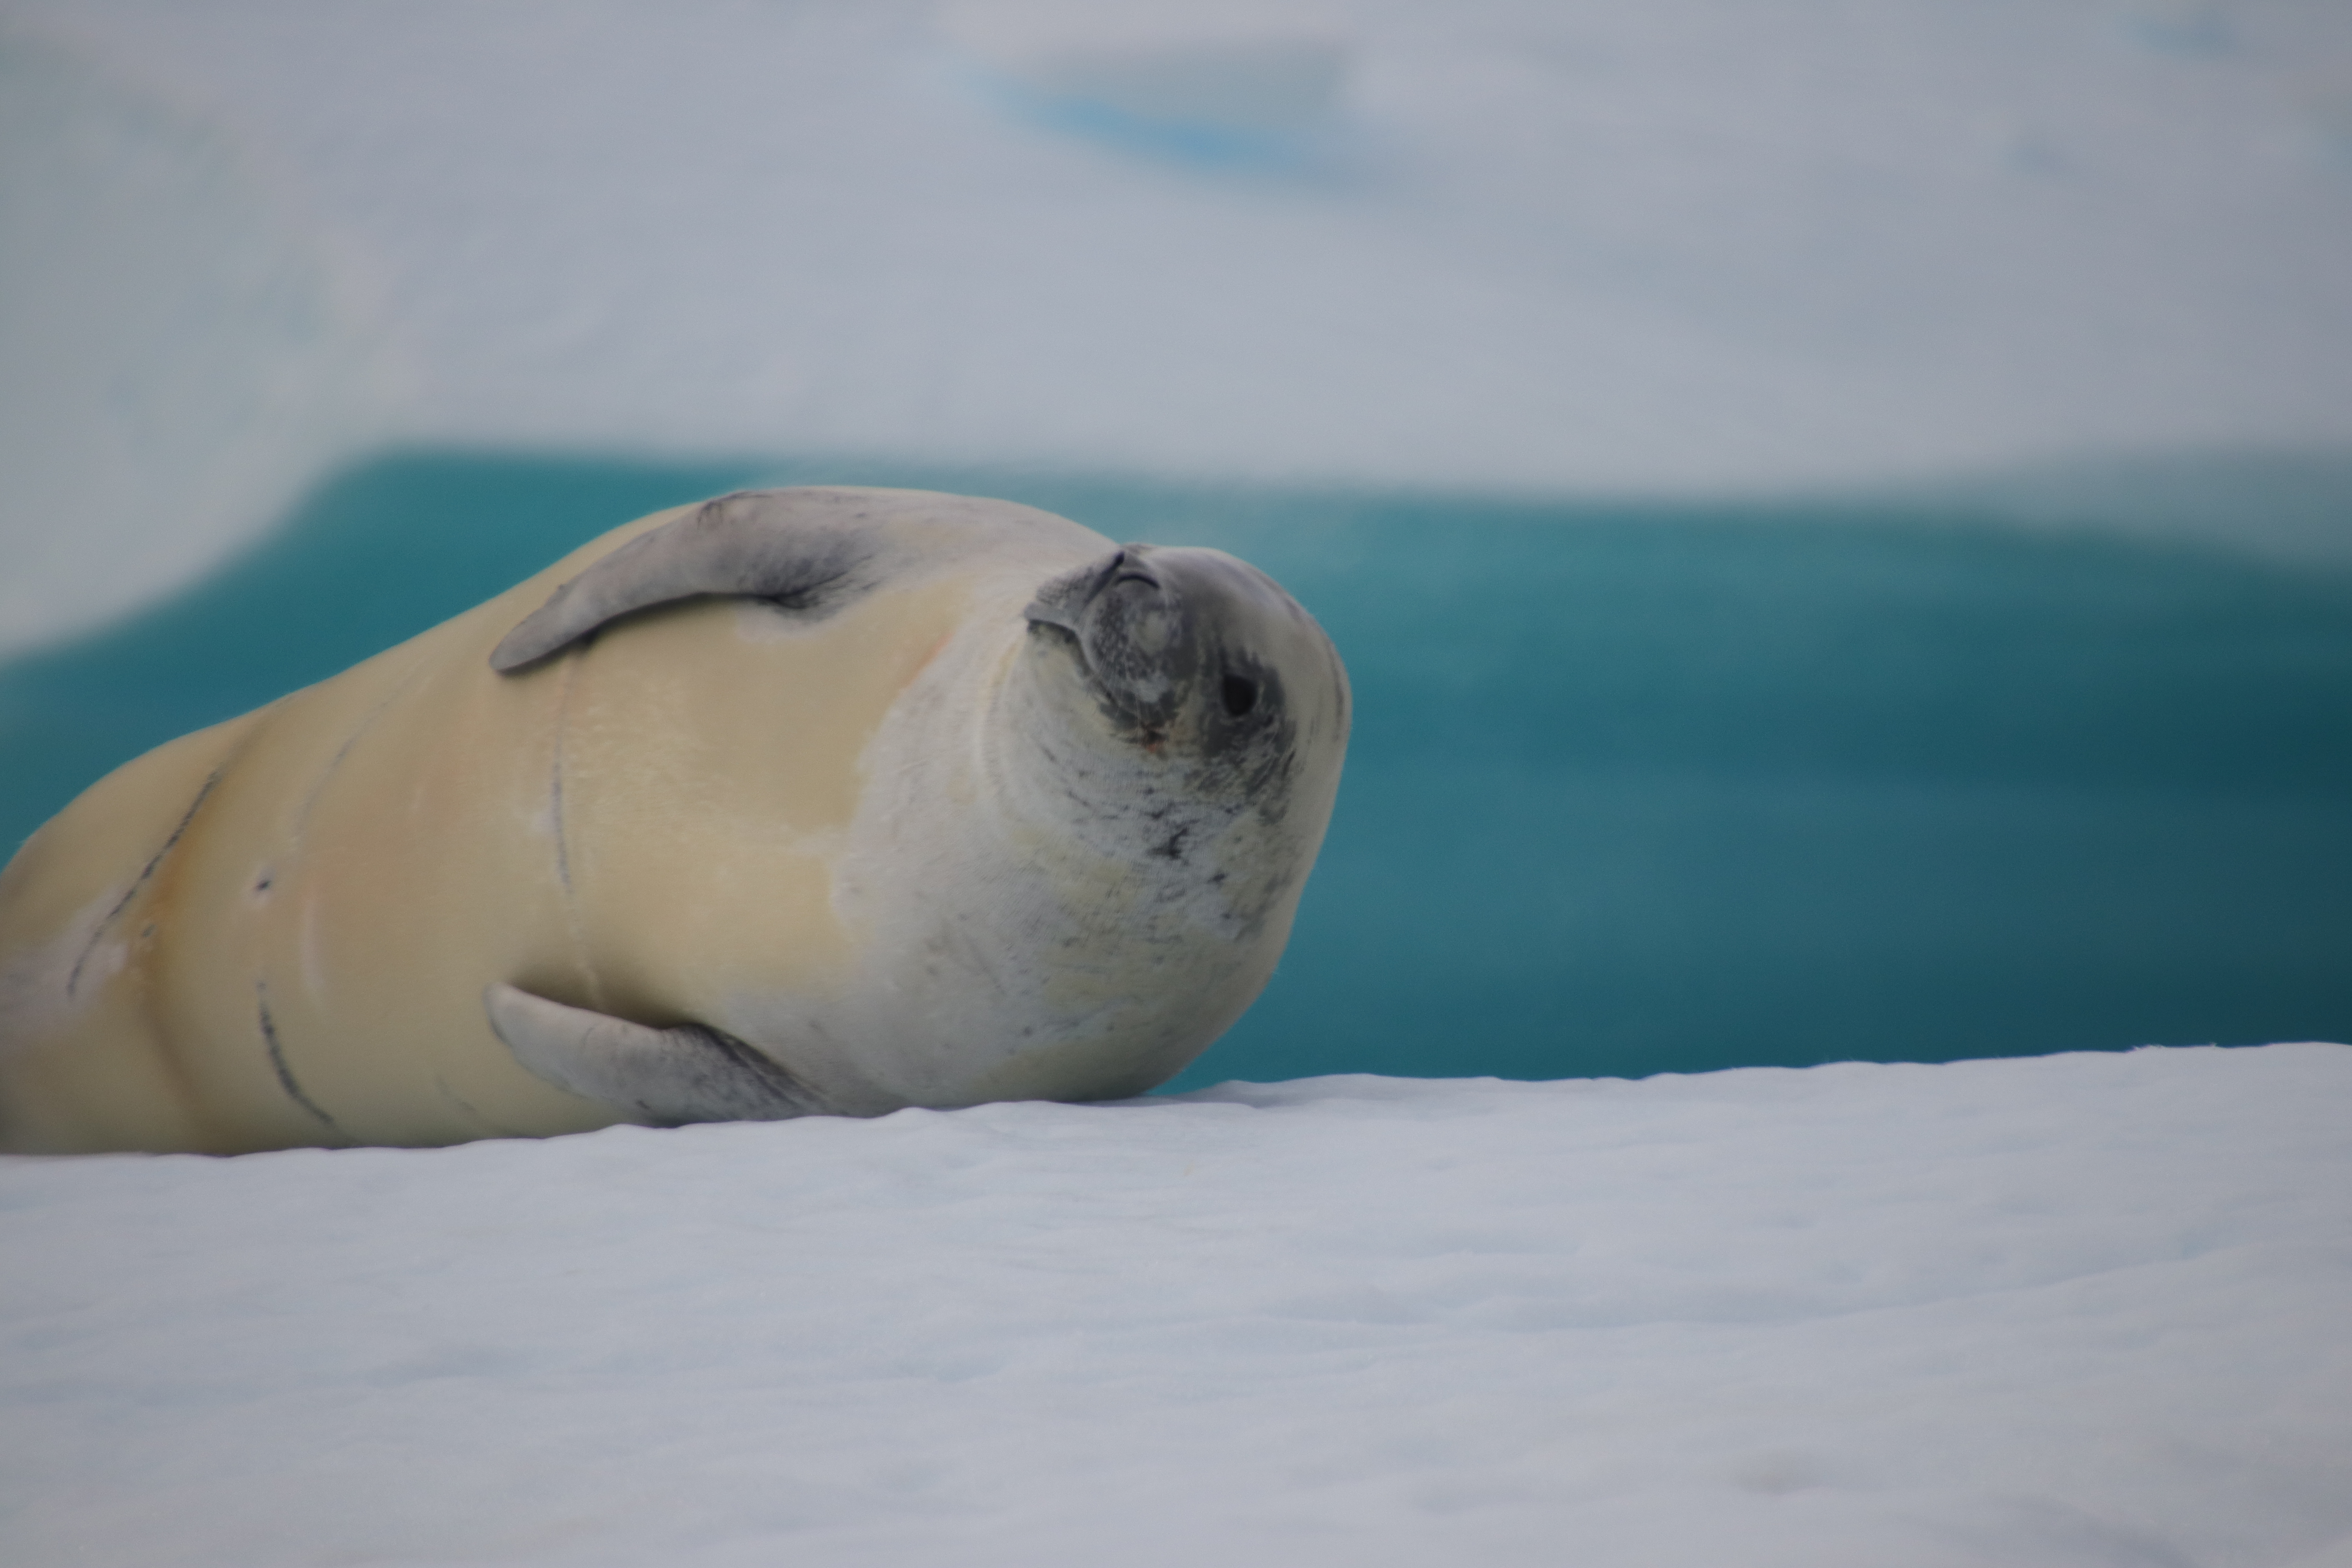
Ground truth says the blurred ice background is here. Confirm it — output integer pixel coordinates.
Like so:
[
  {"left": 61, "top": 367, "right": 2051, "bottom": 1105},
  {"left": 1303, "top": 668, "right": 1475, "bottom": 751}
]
[
  {"left": 4, "top": 0, "right": 2352, "bottom": 1081},
  {"left": 9, "top": 10, "right": 2352, "bottom": 1565}
]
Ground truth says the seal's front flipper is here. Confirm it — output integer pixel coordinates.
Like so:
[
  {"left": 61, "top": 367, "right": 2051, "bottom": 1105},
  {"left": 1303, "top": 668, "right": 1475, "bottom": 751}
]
[
  {"left": 483, "top": 982, "right": 820, "bottom": 1125},
  {"left": 487, "top": 485, "right": 1095, "bottom": 673},
  {"left": 488, "top": 488, "right": 891, "bottom": 672}
]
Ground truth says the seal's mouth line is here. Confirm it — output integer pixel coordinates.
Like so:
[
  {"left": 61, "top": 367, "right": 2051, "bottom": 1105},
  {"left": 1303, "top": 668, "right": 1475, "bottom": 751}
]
[
  {"left": 1020, "top": 546, "right": 1134, "bottom": 677},
  {"left": 1020, "top": 601, "right": 1118, "bottom": 708},
  {"left": 1021, "top": 548, "right": 1123, "bottom": 637},
  {"left": 1020, "top": 599, "right": 1083, "bottom": 636}
]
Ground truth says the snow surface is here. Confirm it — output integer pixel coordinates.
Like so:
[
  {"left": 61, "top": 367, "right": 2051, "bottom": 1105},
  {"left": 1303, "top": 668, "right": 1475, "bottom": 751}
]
[
  {"left": 5, "top": 1043, "right": 2350, "bottom": 1567},
  {"left": 6, "top": 16, "right": 2348, "bottom": 1551},
  {"left": 6, "top": 0, "right": 2352, "bottom": 652}
]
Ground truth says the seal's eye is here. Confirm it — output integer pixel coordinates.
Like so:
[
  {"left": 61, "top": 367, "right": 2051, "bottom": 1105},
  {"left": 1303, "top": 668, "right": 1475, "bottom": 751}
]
[{"left": 1220, "top": 673, "right": 1259, "bottom": 717}]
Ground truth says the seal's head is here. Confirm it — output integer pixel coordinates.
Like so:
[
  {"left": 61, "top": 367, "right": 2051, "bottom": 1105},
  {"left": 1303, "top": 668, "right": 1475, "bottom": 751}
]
[{"left": 1021, "top": 544, "right": 1348, "bottom": 793}]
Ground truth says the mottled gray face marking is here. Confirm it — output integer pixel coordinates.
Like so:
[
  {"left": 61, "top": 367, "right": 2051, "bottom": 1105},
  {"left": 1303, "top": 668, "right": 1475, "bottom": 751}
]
[{"left": 1023, "top": 544, "right": 1295, "bottom": 778}]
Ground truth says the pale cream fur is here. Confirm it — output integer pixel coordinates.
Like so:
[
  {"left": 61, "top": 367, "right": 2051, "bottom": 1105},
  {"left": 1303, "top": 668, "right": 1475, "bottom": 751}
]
[{"left": 0, "top": 491, "right": 1347, "bottom": 1154}]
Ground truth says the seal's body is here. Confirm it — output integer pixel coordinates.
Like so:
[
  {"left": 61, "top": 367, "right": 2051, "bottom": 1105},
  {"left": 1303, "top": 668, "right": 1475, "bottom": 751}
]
[{"left": 0, "top": 488, "right": 1348, "bottom": 1154}]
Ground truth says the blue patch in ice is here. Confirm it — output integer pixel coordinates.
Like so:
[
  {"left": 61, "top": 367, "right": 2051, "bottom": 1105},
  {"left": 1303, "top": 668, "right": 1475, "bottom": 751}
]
[
  {"left": 6, "top": 451, "right": 2352, "bottom": 1084},
  {"left": 957, "top": 64, "right": 1343, "bottom": 174},
  {"left": 2124, "top": 4, "right": 2235, "bottom": 56},
  {"left": 933, "top": 13, "right": 1355, "bottom": 178},
  {"left": 1014, "top": 92, "right": 1310, "bottom": 169}
]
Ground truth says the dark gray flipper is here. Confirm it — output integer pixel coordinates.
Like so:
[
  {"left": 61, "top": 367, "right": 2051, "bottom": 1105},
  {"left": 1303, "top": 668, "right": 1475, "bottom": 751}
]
[
  {"left": 490, "top": 488, "right": 899, "bottom": 672},
  {"left": 491, "top": 485, "right": 1107, "bottom": 673},
  {"left": 484, "top": 982, "right": 821, "bottom": 1125}
]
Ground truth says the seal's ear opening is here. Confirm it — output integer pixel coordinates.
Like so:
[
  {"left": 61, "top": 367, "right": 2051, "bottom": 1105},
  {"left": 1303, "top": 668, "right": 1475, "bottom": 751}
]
[{"left": 489, "top": 488, "right": 890, "bottom": 673}]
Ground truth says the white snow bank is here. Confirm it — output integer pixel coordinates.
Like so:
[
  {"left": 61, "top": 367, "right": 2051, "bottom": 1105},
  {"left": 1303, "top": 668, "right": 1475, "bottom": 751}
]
[
  {"left": 5, "top": 1044, "right": 2349, "bottom": 1567},
  {"left": 0, "top": 25, "right": 393, "bottom": 657},
  {"left": 5, "top": 0, "right": 2352, "bottom": 653}
]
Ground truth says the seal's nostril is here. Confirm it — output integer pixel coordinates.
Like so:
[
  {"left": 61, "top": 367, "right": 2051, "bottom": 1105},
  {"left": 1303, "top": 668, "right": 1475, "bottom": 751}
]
[{"left": 1221, "top": 673, "right": 1259, "bottom": 717}]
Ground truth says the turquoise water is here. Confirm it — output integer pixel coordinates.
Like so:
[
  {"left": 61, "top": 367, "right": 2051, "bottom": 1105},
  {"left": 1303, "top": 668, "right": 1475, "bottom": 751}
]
[{"left": 6, "top": 451, "right": 2350, "bottom": 1085}]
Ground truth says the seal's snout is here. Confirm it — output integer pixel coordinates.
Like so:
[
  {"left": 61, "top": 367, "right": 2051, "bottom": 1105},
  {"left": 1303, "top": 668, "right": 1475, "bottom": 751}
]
[
  {"left": 1024, "top": 545, "right": 1192, "bottom": 734},
  {"left": 1022, "top": 546, "right": 1158, "bottom": 635},
  {"left": 1024, "top": 543, "right": 1305, "bottom": 758}
]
